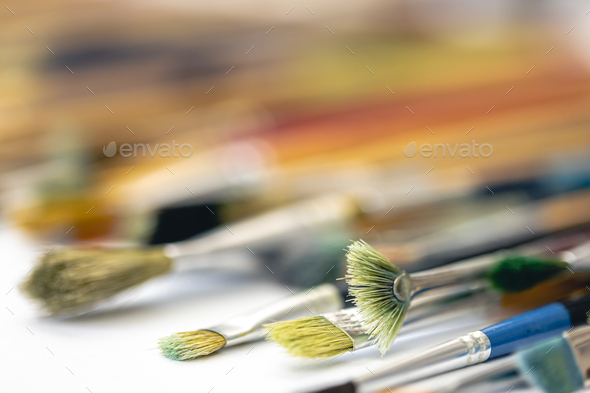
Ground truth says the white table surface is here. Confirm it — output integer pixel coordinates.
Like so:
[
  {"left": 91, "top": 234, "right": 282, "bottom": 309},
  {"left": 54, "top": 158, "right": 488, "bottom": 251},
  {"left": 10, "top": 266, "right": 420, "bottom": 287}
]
[{"left": 0, "top": 223, "right": 540, "bottom": 393}]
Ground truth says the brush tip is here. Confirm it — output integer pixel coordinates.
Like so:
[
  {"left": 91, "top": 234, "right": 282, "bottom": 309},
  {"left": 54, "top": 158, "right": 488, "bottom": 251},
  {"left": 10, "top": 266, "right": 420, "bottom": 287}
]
[
  {"left": 22, "top": 247, "right": 171, "bottom": 314},
  {"left": 311, "top": 382, "right": 356, "bottom": 393},
  {"left": 345, "top": 240, "right": 409, "bottom": 354},
  {"left": 266, "top": 316, "right": 354, "bottom": 359},
  {"left": 158, "top": 330, "right": 226, "bottom": 361}
]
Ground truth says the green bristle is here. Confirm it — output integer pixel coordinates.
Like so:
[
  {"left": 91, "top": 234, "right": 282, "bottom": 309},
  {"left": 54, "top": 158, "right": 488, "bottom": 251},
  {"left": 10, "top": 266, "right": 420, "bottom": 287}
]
[
  {"left": 517, "top": 335, "right": 584, "bottom": 393},
  {"left": 488, "top": 255, "right": 569, "bottom": 293},
  {"left": 344, "top": 240, "right": 409, "bottom": 354},
  {"left": 158, "top": 330, "right": 226, "bottom": 360}
]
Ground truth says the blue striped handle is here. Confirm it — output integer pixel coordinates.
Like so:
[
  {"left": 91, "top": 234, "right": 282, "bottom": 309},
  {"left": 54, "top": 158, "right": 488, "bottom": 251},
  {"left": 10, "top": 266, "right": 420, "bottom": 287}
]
[{"left": 481, "top": 302, "right": 572, "bottom": 359}]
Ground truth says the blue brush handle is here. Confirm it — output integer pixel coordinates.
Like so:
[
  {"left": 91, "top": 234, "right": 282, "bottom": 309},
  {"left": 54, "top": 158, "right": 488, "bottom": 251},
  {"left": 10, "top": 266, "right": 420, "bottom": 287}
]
[{"left": 481, "top": 303, "right": 572, "bottom": 359}]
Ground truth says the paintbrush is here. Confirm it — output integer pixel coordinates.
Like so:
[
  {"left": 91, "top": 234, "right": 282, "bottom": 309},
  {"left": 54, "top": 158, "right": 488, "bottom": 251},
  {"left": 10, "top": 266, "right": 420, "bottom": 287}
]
[
  {"left": 22, "top": 184, "right": 590, "bottom": 315},
  {"left": 265, "top": 281, "right": 493, "bottom": 359},
  {"left": 311, "top": 293, "right": 590, "bottom": 393},
  {"left": 266, "top": 273, "right": 590, "bottom": 360},
  {"left": 22, "top": 194, "right": 356, "bottom": 315},
  {"left": 158, "top": 283, "right": 346, "bottom": 360},
  {"left": 345, "top": 239, "right": 590, "bottom": 353},
  {"left": 18, "top": 178, "right": 502, "bottom": 316},
  {"left": 403, "top": 324, "right": 590, "bottom": 393}
]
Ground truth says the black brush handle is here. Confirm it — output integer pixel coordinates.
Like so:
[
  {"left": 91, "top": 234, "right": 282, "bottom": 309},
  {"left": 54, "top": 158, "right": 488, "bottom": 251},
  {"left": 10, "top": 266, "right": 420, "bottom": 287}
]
[{"left": 561, "top": 293, "right": 590, "bottom": 326}]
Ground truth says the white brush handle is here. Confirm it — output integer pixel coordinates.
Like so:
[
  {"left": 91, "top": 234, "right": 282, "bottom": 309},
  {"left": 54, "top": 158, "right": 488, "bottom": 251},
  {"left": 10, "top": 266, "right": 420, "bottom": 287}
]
[
  {"left": 163, "top": 194, "right": 356, "bottom": 270},
  {"left": 210, "top": 283, "right": 345, "bottom": 342}
]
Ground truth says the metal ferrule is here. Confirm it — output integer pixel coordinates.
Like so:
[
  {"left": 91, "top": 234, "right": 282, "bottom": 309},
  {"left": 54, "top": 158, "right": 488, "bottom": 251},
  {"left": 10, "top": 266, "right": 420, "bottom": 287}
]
[
  {"left": 355, "top": 330, "right": 492, "bottom": 387},
  {"left": 393, "top": 253, "right": 499, "bottom": 301},
  {"left": 458, "top": 331, "right": 492, "bottom": 365},
  {"left": 324, "top": 308, "right": 374, "bottom": 350},
  {"left": 205, "top": 283, "right": 344, "bottom": 345},
  {"left": 324, "top": 282, "right": 494, "bottom": 352}
]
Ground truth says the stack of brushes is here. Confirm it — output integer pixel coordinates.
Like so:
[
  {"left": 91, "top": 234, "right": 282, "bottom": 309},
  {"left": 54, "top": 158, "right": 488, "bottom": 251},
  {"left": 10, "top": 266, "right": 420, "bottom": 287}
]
[
  {"left": 258, "top": 234, "right": 590, "bottom": 393},
  {"left": 18, "top": 155, "right": 590, "bottom": 393}
]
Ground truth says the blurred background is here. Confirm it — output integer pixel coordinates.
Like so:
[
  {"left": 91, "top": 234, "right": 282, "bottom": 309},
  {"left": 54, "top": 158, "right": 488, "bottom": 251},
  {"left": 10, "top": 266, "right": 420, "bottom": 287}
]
[
  {"left": 4, "top": 0, "right": 590, "bottom": 390},
  {"left": 3, "top": 0, "right": 590, "bottom": 248}
]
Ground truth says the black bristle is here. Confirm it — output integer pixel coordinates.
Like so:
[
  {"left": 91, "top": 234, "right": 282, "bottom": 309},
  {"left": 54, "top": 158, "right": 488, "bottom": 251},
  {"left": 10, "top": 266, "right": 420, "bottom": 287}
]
[
  {"left": 148, "top": 203, "right": 223, "bottom": 245},
  {"left": 310, "top": 382, "right": 356, "bottom": 393}
]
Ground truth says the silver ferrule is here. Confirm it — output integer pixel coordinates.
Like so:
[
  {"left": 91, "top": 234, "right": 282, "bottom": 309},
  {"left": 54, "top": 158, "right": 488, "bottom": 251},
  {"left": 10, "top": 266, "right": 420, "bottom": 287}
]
[
  {"left": 355, "top": 331, "right": 491, "bottom": 387},
  {"left": 163, "top": 194, "right": 356, "bottom": 266},
  {"left": 206, "top": 283, "right": 344, "bottom": 344},
  {"left": 328, "top": 281, "right": 492, "bottom": 352},
  {"left": 326, "top": 283, "right": 495, "bottom": 353},
  {"left": 393, "top": 253, "right": 499, "bottom": 301},
  {"left": 458, "top": 331, "right": 493, "bottom": 365},
  {"left": 324, "top": 308, "right": 374, "bottom": 350},
  {"left": 403, "top": 280, "right": 491, "bottom": 321},
  {"left": 164, "top": 247, "right": 261, "bottom": 273}
]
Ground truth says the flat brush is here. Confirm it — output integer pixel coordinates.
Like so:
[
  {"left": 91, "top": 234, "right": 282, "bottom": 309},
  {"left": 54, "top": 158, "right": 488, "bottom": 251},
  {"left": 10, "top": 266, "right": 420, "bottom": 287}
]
[
  {"left": 345, "top": 239, "right": 590, "bottom": 353},
  {"left": 265, "top": 281, "right": 493, "bottom": 359},
  {"left": 22, "top": 194, "right": 356, "bottom": 315},
  {"left": 312, "top": 293, "right": 590, "bottom": 393},
  {"left": 158, "top": 283, "right": 345, "bottom": 360}
]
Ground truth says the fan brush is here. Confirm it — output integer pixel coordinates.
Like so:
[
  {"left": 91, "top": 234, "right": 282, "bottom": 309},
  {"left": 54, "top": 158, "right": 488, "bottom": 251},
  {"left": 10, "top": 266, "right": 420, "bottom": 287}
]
[{"left": 345, "top": 239, "right": 590, "bottom": 353}]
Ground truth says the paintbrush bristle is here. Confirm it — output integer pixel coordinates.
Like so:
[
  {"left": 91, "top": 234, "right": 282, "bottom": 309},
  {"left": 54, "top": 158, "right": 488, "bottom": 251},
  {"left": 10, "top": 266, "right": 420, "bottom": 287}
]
[
  {"left": 517, "top": 335, "right": 585, "bottom": 393},
  {"left": 488, "top": 255, "right": 568, "bottom": 293},
  {"left": 158, "top": 330, "right": 226, "bottom": 360},
  {"left": 265, "top": 316, "right": 354, "bottom": 359},
  {"left": 22, "top": 247, "right": 172, "bottom": 315},
  {"left": 345, "top": 240, "right": 409, "bottom": 354}
]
